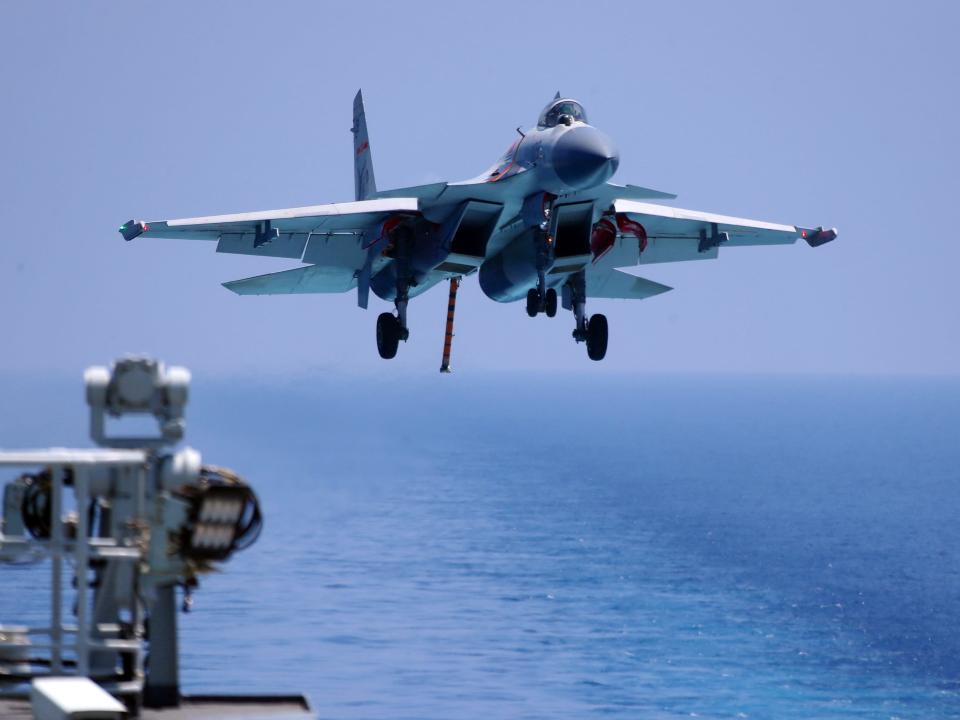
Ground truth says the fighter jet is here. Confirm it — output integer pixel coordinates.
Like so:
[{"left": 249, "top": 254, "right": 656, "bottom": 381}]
[{"left": 121, "top": 91, "right": 836, "bottom": 365}]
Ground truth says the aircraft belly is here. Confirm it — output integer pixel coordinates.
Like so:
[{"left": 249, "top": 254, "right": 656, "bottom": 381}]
[{"left": 478, "top": 229, "right": 538, "bottom": 303}]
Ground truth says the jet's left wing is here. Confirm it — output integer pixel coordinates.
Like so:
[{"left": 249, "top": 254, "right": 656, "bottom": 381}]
[
  {"left": 613, "top": 199, "right": 837, "bottom": 266},
  {"left": 580, "top": 199, "right": 837, "bottom": 301}
]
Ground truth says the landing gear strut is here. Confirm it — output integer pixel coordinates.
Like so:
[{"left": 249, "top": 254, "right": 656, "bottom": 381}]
[
  {"left": 526, "top": 223, "right": 558, "bottom": 318},
  {"left": 376, "top": 227, "right": 413, "bottom": 360},
  {"left": 566, "top": 270, "right": 607, "bottom": 361}
]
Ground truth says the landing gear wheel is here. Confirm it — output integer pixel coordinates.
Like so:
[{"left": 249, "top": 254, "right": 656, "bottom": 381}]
[
  {"left": 586, "top": 314, "right": 608, "bottom": 361},
  {"left": 376, "top": 312, "right": 401, "bottom": 359},
  {"left": 544, "top": 288, "right": 558, "bottom": 318},
  {"left": 526, "top": 289, "right": 540, "bottom": 317}
]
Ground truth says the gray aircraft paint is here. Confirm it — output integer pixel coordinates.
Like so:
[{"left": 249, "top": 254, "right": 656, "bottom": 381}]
[
  {"left": 352, "top": 90, "right": 376, "bottom": 201},
  {"left": 121, "top": 92, "right": 836, "bottom": 362}
]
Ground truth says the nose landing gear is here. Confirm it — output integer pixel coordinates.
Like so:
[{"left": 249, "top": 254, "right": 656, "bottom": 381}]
[
  {"left": 545, "top": 288, "right": 558, "bottom": 317},
  {"left": 526, "top": 287, "right": 558, "bottom": 317}
]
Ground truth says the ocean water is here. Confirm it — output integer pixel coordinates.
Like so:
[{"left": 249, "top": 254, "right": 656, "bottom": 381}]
[{"left": 2, "top": 375, "right": 958, "bottom": 718}]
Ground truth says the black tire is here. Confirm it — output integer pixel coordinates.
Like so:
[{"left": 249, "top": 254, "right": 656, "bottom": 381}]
[
  {"left": 586, "top": 314, "right": 608, "bottom": 361},
  {"left": 544, "top": 288, "right": 558, "bottom": 317},
  {"left": 526, "top": 288, "right": 540, "bottom": 317},
  {"left": 376, "top": 312, "right": 400, "bottom": 359}
]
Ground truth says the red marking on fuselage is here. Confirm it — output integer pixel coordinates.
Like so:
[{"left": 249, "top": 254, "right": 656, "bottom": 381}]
[
  {"left": 362, "top": 215, "right": 406, "bottom": 251},
  {"left": 591, "top": 218, "right": 617, "bottom": 263},
  {"left": 356, "top": 141, "right": 369, "bottom": 156},
  {"left": 486, "top": 138, "right": 523, "bottom": 182},
  {"left": 616, "top": 214, "right": 648, "bottom": 253}
]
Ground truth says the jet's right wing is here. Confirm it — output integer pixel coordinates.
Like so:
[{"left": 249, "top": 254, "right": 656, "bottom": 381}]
[{"left": 120, "top": 197, "right": 418, "bottom": 260}]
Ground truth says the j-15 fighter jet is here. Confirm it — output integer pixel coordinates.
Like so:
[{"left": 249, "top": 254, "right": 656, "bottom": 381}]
[{"left": 121, "top": 92, "right": 836, "bottom": 365}]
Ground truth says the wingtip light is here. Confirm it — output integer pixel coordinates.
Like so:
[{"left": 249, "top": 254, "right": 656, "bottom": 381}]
[
  {"left": 802, "top": 226, "right": 838, "bottom": 248},
  {"left": 119, "top": 219, "right": 147, "bottom": 241}
]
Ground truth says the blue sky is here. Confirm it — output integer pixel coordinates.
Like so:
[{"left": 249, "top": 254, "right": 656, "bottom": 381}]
[{"left": 1, "top": 1, "right": 957, "bottom": 377}]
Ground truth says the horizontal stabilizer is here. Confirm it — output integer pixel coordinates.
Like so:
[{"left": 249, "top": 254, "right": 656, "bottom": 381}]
[
  {"left": 223, "top": 264, "right": 356, "bottom": 296},
  {"left": 374, "top": 182, "right": 448, "bottom": 202},
  {"left": 587, "top": 268, "right": 673, "bottom": 300}
]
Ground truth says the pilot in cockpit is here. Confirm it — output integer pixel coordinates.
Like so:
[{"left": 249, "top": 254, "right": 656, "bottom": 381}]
[{"left": 538, "top": 100, "right": 588, "bottom": 129}]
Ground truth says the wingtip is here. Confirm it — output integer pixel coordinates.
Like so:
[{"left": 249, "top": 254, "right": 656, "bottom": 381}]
[
  {"left": 119, "top": 219, "right": 147, "bottom": 241},
  {"left": 801, "top": 226, "right": 838, "bottom": 247}
]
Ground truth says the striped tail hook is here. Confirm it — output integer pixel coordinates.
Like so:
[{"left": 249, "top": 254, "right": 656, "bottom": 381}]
[{"left": 439, "top": 277, "right": 461, "bottom": 373}]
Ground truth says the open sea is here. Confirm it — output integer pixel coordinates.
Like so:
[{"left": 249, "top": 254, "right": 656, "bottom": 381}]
[{"left": 2, "top": 374, "right": 958, "bottom": 718}]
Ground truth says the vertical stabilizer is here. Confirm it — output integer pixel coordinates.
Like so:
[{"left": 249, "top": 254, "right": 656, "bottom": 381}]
[{"left": 352, "top": 90, "right": 377, "bottom": 200}]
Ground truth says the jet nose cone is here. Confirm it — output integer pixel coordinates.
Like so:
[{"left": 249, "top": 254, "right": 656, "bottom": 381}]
[{"left": 552, "top": 126, "right": 619, "bottom": 189}]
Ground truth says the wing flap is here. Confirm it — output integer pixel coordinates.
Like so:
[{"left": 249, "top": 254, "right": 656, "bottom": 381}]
[
  {"left": 222, "top": 265, "right": 357, "bottom": 296},
  {"left": 216, "top": 232, "right": 310, "bottom": 259}
]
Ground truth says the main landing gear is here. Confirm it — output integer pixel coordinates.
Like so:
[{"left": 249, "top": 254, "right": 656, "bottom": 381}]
[
  {"left": 566, "top": 270, "right": 607, "bottom": 361},
  {"left": 577, "top": 314, "right": 608, "bottom": 361},
  {"left": 376, "top": 246, "right": 413, "bottom": 360},
  {"left": 376, "top": 285, "right": 411, "bottom": 359},
  {"left": 376, "top": 311, "right": 406, "bottom": 359}
]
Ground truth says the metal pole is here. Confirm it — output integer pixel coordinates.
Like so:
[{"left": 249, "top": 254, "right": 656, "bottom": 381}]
[
  {"left": 75, "top": 467, "right": 89, "bottom": 677},
  {"left": 439, "top": 277, "right": 460, "bottom": 373},
  {"left": 143, "top": 585, "right": 180, "bottom": 708},
  {"left": 50, "top": 466, "right": 63, "bottom": 674}
]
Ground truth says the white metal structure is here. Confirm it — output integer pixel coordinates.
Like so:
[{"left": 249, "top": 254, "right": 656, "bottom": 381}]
[
  {"left": 30, "top": 677, "right": 125, "bottom": 720},
  {"left": 0, "top": 448, "right": 149, "bottom": 696},
  {"left": 0, "top": 357, "right": 261, "bottom": 714}
]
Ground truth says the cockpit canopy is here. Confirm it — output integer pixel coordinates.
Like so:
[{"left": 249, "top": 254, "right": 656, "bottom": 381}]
[{"left": 537, "top": 98, "right": 588, "bottom": 128}]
